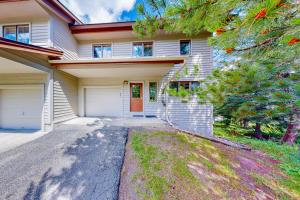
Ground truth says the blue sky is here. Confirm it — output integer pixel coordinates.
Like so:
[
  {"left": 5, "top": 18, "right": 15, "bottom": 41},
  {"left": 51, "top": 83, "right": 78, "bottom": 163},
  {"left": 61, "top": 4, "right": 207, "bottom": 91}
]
[{"left": 60, "top": 0, "right": 143, "bottom": 24}]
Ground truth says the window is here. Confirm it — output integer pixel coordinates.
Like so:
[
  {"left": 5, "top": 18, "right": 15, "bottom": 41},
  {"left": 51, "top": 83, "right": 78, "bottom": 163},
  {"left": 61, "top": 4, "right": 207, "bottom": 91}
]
[
  {"left": 180, "top": 81, "right": 190, "bottom": 90},
  {"left": 149, "top": 82, "right": 157, "bottom": 102},
  {"left": 180, "top": 40, "right": 191, "bottom": 55},
  {"left": 93, "top": 44, "right": 112, "bottom": 58},
  {"left": 191, "top": 81, "right": 200, "bottom": 91},
  {"left": 169, "top": 81, "right": 200, "bottom": 91},
  {"left": 132, "top": 85, "right": 141, "bottom": 98},
  {"left": 3, "top": 24, "right": 30, "bottom": 44},
  {"left": 133, "top": 42, "right": 153, "bottom": 57}
]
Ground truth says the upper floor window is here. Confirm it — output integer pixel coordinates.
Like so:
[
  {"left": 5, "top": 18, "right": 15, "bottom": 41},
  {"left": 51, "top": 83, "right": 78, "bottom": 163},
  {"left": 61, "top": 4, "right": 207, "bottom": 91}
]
[
  {"left": 133, "top": 42, "right": 153, "bottom": 57},
  {"left": 3, "top": 24, "right": 30, "bottom": 44},
  {"left": 180, "top": 40, "right": 191, "bottom": 55},
  {"left": 93, "top": 44, "right": 112, "bottom": 58}
]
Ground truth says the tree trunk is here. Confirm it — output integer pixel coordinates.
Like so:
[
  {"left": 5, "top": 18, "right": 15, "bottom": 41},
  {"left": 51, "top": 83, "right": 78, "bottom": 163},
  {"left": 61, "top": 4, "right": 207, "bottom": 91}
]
[
  {"left": 281, "top": 108, "right": 300, "bottom": 145},
  {"left": 281, "top": 123, "right": 299, "bottom": 145},
  {"left": 253, "top": 123, "right": 263, "bottom": 139},
  {"left": 243, "top": 119, "right": 249, "bottom": 128}
]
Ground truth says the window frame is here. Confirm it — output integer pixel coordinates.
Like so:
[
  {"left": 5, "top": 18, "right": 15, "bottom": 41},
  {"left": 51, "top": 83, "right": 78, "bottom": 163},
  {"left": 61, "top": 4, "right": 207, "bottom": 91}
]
[
  {"left": 92, "top": 43, "right": 113, "bottom": 59},
  {"left": 179, "top": 40, "right": 191, "bottom": 56},
  {"left": 2, "top": 23, "right": 31, "bottom": 44},
  {"left": 169, "top": 81, "right": 200, "bottom": 92},
  {"left": 149, "top": 81, "right": 158, "bottom": 102},
  {"left": 132, "top": 41, "right": 153, "bottom": 57}
]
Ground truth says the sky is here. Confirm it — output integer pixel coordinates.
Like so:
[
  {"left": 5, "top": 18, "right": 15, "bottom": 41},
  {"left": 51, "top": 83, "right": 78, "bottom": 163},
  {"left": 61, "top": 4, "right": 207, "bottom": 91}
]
[{"left": 59, "top": 0, "right": 143, "bottom": 24}]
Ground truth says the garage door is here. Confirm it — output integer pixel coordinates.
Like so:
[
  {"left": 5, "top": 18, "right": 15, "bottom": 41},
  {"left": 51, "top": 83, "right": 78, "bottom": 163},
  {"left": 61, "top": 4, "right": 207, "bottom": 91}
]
[
  {"left": 0, "top": 89, "right": 43, "bottom": 130},
  {"left": 85, "top": 87, "right": 122, "bottom": 117}
]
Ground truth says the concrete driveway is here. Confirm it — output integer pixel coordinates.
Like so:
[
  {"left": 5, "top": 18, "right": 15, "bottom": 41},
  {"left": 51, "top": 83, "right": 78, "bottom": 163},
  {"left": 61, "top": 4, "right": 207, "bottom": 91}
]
[
  {"left": 0, "top": 130, "right": 48, "bottom": 154},
  {"left": 0, "top": 118, "right": 129, "bottom": 200}
]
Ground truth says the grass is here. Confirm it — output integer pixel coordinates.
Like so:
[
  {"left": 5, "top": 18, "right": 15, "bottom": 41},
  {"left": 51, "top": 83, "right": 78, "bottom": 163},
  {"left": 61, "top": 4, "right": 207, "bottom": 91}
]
[
  {"left": 131, "top": 134, "right": 168, "bottom": 200},
  {"left": 126, "top": 127, "right": 300, "bottom": 199},
  {"left": 214, "top": 122, "right": 300, "bottom": 198},
  {"left": 129, "top": 130, "right": 251, "bottom": 199}
]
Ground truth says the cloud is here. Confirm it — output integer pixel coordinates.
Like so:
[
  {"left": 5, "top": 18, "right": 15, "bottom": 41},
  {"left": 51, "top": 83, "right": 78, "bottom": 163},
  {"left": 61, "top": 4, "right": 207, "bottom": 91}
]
[{"left": 60, "top": 0, "right": 136, "bottom": 23}]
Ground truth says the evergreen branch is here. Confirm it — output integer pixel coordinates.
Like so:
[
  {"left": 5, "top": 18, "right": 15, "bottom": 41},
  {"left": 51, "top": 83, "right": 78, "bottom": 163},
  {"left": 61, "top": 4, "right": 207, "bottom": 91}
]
[{"left": 234, "top": 36, "right": 280, "bottom": 52}]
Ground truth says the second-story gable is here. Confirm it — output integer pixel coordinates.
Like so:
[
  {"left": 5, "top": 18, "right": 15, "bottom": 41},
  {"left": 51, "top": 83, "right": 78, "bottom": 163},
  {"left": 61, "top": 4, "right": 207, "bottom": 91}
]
[
  {"left": 0, "top": 0, "right": 50, "bottom": 48},
  {"left": 0, "top": 0, "right": 81, "bottom": 59}
]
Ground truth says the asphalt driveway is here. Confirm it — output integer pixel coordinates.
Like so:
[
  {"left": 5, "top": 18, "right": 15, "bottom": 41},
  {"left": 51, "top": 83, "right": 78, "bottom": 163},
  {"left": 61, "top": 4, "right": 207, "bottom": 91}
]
[{"left": 0, "top": 119, "right": 128, "bottom": 200}]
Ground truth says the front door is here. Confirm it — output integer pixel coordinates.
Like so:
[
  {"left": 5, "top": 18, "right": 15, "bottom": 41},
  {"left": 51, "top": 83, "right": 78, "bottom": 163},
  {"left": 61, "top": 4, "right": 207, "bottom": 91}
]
[{"left": 130, "top": 83, "right": 143, "bottom": 112}]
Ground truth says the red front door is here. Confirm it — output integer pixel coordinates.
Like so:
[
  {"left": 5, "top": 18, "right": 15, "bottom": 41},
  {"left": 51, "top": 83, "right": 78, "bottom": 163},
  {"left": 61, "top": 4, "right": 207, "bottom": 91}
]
[{"left": 130, "top": 83, "right": 143, "bottom": 112}]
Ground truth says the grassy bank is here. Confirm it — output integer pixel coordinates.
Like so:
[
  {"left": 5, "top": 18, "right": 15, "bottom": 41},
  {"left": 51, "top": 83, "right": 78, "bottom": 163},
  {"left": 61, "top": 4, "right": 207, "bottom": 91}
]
[
  {"left": 214, "top": 123, "right": 300, "bottom": 197},
  {"left": 119, "top": 128, "right": 300, "bottom": 200}
]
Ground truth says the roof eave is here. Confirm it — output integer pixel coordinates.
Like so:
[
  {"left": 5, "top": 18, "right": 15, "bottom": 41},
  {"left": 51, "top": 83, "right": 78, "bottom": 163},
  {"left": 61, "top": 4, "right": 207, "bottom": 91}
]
[
  {"left": 37, "top": 0, "right": 83, "bottom": 25},
  {"left": 70, "top": 22, "right": 135, "bottom": 34},
  {"left": 0, "top": 37, "right": 63, "bottom": 57},
  {"left": 49, "top": 56, "right": 186, "bottom": 66}
]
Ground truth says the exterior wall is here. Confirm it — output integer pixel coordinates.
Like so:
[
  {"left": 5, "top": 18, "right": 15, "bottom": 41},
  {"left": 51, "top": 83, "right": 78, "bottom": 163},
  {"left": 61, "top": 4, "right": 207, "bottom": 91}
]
[
  {"left": 77, "top": 37, "right": 213, "bottom": 136},
  {"left": 31, "top": 21, "right": 50, "bottom": 48},
  {"left": 49, "top": 15, "right": 78, "bottom": 60},
  {"left": 0, "top": 73, "right": 51, "bottom": 130},
  {"left": 0, "top": 20, "right": 50, "bottom": 48},
  {"left": 53, "top": 70, "right": 78, "bottom": 123},
  {"left": 160, "top": 39, "right": 214, "bottom": 136},
  {"left": 166, "top": 96, "right": 213, "bottom": 136},
  {"left": 76, "top": 38, "right": 213, "bottom": 82}
]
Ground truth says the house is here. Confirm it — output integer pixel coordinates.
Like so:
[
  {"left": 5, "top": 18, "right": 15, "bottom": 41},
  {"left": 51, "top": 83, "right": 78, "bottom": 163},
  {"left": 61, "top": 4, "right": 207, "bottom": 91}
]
[{"left": 0, "top": 0, "right": 213, "bottom": 136}]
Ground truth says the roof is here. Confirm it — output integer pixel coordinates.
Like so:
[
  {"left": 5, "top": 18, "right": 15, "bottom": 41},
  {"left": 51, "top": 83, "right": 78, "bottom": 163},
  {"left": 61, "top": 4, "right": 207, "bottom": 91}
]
[
  {"left": 38, "top": 0, "right": 83, "bottom": 24},
  {"left": 0, "top": 0, "right": 83, "bottom": 24},
  {"left": 0, "top": 37, "right": 63, "bottom": 57},
  {"left": 70, "top": 21, "right": 135, "bottom": 34}
]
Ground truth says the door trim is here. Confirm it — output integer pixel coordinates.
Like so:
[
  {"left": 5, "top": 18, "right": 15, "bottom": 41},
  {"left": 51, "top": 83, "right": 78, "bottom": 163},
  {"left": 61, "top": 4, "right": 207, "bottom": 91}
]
[{"left": 129, "top": 81, "right": 144, "bottom": 114}]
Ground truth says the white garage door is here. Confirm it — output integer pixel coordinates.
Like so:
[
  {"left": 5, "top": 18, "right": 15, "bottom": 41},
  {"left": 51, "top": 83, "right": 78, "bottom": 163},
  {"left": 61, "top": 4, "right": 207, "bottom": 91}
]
[
  {"left": 0, "top": 89, "right": 43, "bottom": 130},
  {"left": 85, "top": 87, "right": 122, "bottom": 117}
]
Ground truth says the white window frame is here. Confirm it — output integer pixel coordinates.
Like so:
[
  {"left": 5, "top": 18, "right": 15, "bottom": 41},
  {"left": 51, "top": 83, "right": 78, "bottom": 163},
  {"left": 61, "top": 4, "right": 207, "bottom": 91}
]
[
  {"left": 179, "top": 39, "right": 192, "bottom": 56},
  {"left": 149, "top": 81, "right": 158, "bottom": 103},
  {"left": 92, "top": 43, "right": 112, "bottom": 59},
  {"left": 132, "top": 41, "right": 154, "bottom": 57},
  {"left": 2, "top": 23, "right": 31, "bottom": 44}
]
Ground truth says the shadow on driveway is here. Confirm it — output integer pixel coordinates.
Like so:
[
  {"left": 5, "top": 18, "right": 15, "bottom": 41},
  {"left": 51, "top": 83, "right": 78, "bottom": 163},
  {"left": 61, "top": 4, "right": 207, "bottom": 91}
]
[{"left": 22, "top": 126, "right": 128, "bottom": 200}]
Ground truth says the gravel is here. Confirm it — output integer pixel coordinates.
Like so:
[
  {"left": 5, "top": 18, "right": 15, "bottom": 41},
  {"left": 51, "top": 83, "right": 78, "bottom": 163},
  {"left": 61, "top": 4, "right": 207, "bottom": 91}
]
[{"left": 0, "top": 123, "right": 128, "bottom": 200}]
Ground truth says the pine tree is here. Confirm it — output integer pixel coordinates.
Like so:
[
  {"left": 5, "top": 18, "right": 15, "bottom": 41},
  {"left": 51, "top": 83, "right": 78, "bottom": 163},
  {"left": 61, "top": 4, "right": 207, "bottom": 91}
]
[{"left": 134, "top": 0, "right": 300, "bottom": 144}]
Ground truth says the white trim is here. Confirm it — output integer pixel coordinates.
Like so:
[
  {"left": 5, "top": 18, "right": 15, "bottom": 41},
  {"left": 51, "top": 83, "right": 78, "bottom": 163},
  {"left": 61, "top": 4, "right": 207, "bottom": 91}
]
[
  {"left": 148, "top": 81, "right": 158, "bottom": 103},
  {"left": 131, "top": 40, "right": 154, "bottom": 57},
  {"left": 49, "top": 55, "right": 187, "bottom": 64},
  {"left": 0, "top": 84, "right": 45, "bottom": 131},
  {"left": 91, "top": 43, "right": 113, "bottom": 59},
  {"left": 1, "top": 22, "right": 32, "bottom": 44},
  {"left": 179, "top": 39, "right": 192, "bottom": 56}
]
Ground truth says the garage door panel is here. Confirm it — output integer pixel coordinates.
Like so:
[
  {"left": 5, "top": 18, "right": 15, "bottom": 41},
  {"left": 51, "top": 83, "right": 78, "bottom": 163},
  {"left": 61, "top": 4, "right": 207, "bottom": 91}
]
[
  {"left": 85, "top": 87, "right": 122, "bottom": 117},
  {"left": 0, "top": 89, "right": 43, "bottom": 130}
]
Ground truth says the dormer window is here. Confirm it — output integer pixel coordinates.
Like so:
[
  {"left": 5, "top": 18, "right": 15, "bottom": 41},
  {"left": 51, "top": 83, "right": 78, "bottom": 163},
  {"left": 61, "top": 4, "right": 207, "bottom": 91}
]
[
  {"left": 93, "top": 44, "right": 112, "bottom": 58},
  {"left": 3, "top": 24, "right": 30, "bottom": 44},
  {"left": 133, "top": 42, "right": 153, "bottom": 57}
]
